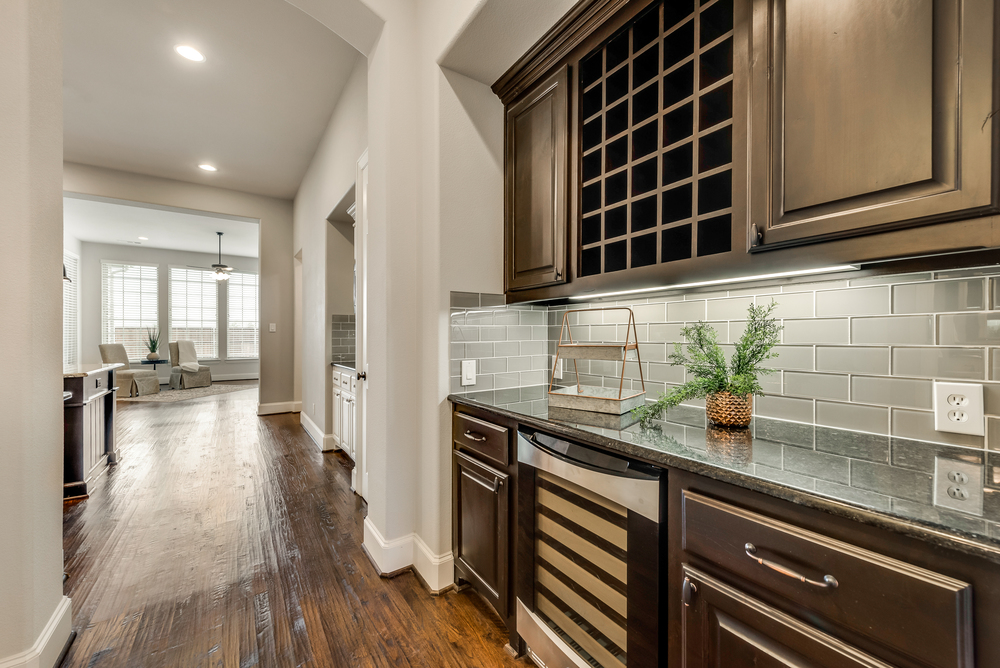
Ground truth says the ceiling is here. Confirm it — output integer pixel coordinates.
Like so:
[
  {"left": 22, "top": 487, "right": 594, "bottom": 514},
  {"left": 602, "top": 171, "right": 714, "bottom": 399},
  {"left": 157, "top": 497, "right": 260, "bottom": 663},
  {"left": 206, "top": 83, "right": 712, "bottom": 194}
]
[
  {"left": 63, "top": 0, "right": 361, "bottom": 199},
  {"left": 439, "top": 0, "right": 580, "bottom": 86},
  {"left": 64, "top": 195, "right": 260, "bottom": 258}
]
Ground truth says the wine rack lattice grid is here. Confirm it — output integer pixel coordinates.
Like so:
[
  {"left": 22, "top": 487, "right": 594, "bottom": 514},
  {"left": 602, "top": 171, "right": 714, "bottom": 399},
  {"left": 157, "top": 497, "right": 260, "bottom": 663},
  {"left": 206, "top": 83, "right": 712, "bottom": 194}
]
[{"left": 579, "top": 0, "right": 735, "bottom": 277}]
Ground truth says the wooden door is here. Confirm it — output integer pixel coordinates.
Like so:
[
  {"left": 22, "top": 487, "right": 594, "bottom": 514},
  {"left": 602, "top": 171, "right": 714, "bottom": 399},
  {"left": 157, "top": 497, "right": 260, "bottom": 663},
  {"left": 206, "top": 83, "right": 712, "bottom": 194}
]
[
  {"left": 454, "top": 450, "right": 509, "bottom": 617},
  {"left": 505, "top": 65, "right": 569, "bottom": 291},
  {"left": 749, "top": 0, "right": 999, "bottom": 250},
  {"left": 682, "top": 566, "right": 892, "bottom": 668}
]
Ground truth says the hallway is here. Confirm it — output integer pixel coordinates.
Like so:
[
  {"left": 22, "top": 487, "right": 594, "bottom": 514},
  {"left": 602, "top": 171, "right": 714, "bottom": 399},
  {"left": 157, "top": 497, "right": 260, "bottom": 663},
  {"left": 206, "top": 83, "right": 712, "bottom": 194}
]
[{"left": 61, "top": 389, "right": 522, "bottom": 667}]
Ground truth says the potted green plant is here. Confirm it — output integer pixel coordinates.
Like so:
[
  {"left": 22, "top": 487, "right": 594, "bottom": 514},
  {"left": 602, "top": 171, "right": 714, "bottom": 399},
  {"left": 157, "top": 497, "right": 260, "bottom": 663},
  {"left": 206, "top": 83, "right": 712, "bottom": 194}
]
[
  {"left": 145, "top": 327, "right": 161, "bottom": 361},
  {"left": 633, "top": 301, "right": 782, "bottom": 428}
]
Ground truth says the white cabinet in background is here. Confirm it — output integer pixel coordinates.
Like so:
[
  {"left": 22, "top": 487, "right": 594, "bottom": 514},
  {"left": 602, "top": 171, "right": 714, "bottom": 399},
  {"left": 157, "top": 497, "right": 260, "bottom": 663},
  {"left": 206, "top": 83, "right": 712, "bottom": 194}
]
[{"left": 331, "top": 368, "right": 356, "bottom": 461}]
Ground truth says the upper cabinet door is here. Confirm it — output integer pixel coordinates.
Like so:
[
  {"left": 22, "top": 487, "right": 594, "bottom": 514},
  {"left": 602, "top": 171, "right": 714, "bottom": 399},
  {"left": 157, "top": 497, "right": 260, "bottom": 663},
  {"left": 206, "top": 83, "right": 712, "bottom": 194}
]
[
  {"left": 749, "top": 0, "right": 999, "bottom": 250},
  {"left": 506, "top": 66, "right": 569, "bottom": 291}
]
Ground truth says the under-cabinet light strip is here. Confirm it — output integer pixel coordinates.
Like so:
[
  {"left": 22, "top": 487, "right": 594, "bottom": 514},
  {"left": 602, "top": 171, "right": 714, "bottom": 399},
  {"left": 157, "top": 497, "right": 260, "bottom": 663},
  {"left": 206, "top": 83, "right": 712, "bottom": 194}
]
[{"left": 569, "top": 265, "right": 859, "bottom": 301}]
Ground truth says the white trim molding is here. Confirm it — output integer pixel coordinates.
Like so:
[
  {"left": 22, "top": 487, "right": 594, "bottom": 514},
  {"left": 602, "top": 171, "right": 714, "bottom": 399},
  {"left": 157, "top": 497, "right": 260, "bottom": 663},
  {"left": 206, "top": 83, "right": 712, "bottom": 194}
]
[
  {"left": 413, "top": 534, "right": 455, "bottom": 593},
  {"left": 363, "top": 518, "right": 455, "bottom": 593},
  {"left": 257, "top": 401, "right": 301, "bottom": 416},
  {"left": 299, "top": 412, "right": 338, "bottom": 452},
  {"left": 364, "top": 517, "right": 415, "bottom": 575},
  {"left": 0, "top": 595, "right": 72, "bottom": 668}
]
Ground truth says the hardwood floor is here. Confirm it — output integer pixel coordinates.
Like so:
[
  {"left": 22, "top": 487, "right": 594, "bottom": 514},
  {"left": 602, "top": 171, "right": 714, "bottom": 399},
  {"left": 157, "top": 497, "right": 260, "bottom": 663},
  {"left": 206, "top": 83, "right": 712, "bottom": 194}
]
[{"left": 62, "top": 388, "right": 526, "bottom": 667}]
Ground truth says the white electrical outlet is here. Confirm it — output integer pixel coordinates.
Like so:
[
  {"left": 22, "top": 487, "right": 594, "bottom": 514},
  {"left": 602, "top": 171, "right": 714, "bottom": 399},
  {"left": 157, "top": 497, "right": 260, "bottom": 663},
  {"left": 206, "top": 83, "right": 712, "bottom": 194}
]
[
  {"left": 553, "top": 358, "right": 563, "bottom": 380},
  {"left": 933, "top": 382, "right": 984, "bottom": 436},
  {"left": 461, "top": 360, "right": 477, "bottom": 387}
]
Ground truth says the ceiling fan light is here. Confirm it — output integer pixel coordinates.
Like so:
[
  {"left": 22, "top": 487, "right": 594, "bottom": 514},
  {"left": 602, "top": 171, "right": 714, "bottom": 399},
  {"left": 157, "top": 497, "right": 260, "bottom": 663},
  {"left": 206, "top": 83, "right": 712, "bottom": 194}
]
[{"left": 214, "top": 269, "right": 230, "bottom": 281}]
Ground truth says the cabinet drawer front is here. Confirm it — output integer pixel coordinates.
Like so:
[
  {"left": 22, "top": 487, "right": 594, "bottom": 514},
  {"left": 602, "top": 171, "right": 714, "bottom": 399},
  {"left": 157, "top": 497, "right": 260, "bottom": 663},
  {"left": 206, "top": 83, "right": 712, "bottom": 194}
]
[
  {"left": 453, "top": 412, "right": 508, "bottom": 467},
  {"left": 681, "top": 491, "right": 973, "bottom": 668}
]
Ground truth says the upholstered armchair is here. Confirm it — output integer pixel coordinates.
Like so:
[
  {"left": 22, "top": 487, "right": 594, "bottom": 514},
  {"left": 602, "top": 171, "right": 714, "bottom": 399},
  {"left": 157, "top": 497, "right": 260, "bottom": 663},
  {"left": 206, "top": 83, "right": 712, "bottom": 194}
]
[
  {"left": 168, "top": 341, "right": 212, "bottom": 390},
  {"left": 98, "top": 344, "right": 160, "bottom": 397}
]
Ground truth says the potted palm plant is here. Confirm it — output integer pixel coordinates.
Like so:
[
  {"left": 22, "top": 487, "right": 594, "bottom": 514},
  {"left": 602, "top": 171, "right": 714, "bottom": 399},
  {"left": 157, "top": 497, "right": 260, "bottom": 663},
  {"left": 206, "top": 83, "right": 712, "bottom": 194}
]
[
  {"left": 633, "top": 301, "right": 782, "bottom": 428},
  {"left": 145, "top": 327, "right": 161, "bottom": 361}
]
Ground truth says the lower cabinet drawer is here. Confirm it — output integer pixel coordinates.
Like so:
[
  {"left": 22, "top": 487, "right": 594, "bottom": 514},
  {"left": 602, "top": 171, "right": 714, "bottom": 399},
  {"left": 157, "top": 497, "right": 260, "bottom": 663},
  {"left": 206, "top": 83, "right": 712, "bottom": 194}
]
[
  {"left": 453, "top": 412, "right": 508, "bottom": 467},
  {"left": 681, "top": 490, "right": 973, "bottom": 668}
]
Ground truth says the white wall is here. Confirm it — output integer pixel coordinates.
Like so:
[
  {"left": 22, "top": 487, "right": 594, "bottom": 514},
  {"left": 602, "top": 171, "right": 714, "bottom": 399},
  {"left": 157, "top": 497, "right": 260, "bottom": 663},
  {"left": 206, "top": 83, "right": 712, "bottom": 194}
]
[
  {"left": 293, "top": 54, "right": 367, "bottom": 441},
  {"left": 0, "top": 0, "right": 74, "bottom": 666},
  {"left": 78, "top": 242, "right": 261, "bottom": 382},
  {"left": 62, "top": 162, "right": 295, "bottom": 409},
  {"left": 286, "top": 0, "right": 562, "bottom": 590},
  {"left": 63, "top": 231, "right": 82, "bottom": 257}
]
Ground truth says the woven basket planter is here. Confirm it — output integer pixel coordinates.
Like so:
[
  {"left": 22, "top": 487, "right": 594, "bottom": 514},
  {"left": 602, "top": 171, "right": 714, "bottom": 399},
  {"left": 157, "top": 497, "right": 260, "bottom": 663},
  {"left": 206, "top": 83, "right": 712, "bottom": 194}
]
[{"left": 705, "top": 391, "right": 753, "bottom": 428}]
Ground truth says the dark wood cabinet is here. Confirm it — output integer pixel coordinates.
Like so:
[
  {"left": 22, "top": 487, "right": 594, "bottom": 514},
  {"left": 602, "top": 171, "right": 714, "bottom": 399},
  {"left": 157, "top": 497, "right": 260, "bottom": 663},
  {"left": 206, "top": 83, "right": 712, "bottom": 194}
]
[
  {"left": 748, "top": 0, "right": 1000, "bottom": 250},
  {"left": 451, "top": 406, "right": 519, "bottom": 649},
  {"left": 454, "top": 450, "right": 509, "bottom": 617},
  {"left": 505, "top": 65, "right": 569, "bottom": 292},
  {"left": 667, "top": 469, "right": 992, "bottom": 668},
  {"left": 681, "top": 566, "right": 888, "bottom": 668},
  {"left": 494, "top": 0, "right": 1000, "bottom": 303}
]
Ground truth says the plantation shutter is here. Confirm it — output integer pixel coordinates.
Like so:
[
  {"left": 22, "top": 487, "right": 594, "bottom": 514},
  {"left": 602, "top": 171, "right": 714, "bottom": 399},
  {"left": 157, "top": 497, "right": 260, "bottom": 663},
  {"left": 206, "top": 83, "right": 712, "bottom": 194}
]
[
  {"left": 169, "top": 267, "right": 218, "bottom": 359},
  {"left": 63, "top": 251, "right": 79, "bottom": 367},
  {"left": 227, "top": 272, "right": 259, "bottom": 359},
  {"left": 101, "top": 261, "right": 159, "bottom": 361}
]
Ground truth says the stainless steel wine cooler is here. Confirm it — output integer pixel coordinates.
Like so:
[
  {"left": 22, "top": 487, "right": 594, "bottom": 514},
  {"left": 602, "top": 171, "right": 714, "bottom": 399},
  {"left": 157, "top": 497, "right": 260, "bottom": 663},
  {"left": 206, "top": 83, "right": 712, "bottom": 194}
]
[{"left": 516, "top": 428, "right": 664, "bottom": 668}]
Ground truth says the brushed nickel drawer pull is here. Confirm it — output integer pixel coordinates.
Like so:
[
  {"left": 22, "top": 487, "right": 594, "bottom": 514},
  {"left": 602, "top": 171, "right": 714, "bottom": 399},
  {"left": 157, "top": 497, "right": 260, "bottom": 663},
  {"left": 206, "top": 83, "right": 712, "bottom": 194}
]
[
  {"left": 464, "top": 430, "right": 488, "bottom": 442},
  {"left": 745, "top": 543, "right": 838, "bottom": 589}
]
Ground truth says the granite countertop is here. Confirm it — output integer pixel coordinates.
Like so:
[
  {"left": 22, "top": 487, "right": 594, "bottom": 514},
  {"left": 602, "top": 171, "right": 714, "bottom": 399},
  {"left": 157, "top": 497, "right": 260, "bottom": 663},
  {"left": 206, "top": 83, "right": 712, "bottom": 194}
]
[
  {"left": 450, "top": 386, "right": 1000, "bottom": 564},
  {"left": 331, "top": 361, "right": 356, "bottom": 372},
  {"left": 64, "top": 362, "right": 125, "bottom": 378}
]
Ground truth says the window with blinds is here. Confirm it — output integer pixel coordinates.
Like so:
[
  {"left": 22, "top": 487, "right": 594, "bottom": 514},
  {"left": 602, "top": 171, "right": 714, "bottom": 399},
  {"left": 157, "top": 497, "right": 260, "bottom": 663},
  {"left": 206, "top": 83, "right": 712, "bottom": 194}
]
[
  {"left": 227, "top": 272, "right": 259, "bottom": 359},
  {"left": 101, "top": 261, "right": 159, "bottom": 361},
  {"left": 63, "top": 251, "right": 79, "bottom": 367},
  {"left": 169, "top": 267, "right": 218, "bottom": 359}
]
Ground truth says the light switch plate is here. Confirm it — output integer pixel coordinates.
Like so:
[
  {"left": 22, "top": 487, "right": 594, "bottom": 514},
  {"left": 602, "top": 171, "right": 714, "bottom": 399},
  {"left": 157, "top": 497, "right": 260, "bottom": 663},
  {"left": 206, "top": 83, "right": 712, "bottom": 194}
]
[
  {"left": 461, "top": 360, "right": 476, "bottom": 387},
  {"left": 933, "top": 381, "right": 984, "bottom": 436},
  {"left": 268, "top": 323, "right": 277, "bottom": 333},
  {"left": 933, "top": 457, "right": 984, "bottom": 516}
]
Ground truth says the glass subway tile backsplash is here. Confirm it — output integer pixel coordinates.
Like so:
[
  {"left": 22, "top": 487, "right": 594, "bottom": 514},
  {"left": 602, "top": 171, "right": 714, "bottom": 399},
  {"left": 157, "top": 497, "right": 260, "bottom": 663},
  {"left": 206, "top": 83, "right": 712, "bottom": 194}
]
[
  {"left": 331, "top": 314, "right": 356, "bottom": 364},
  {"left": 451, "top": 266, "right": 1000, "bottom": 452}
]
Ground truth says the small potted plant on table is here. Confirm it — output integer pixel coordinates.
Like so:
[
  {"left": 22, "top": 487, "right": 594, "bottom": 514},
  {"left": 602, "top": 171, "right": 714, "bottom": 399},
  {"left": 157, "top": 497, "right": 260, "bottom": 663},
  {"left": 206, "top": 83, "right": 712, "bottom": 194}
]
[
  {"left": 633, "top": 301, "right": 781, "bottom": 429},
  {"left": 145, "top": 327, "right": 161, "bottom": 361}
]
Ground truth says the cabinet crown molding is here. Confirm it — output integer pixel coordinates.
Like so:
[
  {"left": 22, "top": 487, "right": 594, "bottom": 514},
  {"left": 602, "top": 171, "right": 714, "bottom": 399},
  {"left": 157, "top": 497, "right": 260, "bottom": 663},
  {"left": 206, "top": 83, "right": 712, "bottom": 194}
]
[{"left": 492, "top": 0, "right": 630, "bottom": 105}]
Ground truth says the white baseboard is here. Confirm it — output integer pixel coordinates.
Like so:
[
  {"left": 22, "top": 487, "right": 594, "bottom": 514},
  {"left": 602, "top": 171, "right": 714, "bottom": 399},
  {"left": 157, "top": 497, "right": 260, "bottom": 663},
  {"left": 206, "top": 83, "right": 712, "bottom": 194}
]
[
  {"left": 257, "top": 401, "right": 301, "bottom": 415},
  {"left": 413, "top": 534, "right": 455, "bottom": 592},
  {"left": 0, "top": 595, "right": 72, "bottom": 668},
  {"left": 299, "top": 412, "right": 338, "bottom": 452},
  {"left": 363, "top": 519, "right": 454, "bottom": 592},
  {"left": 364, "top": 517, "right": 416, "bottom": 574}
]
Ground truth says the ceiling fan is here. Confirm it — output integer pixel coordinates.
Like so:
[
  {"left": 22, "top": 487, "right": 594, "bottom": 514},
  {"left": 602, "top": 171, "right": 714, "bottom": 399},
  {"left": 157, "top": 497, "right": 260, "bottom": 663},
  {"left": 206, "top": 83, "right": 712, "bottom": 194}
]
[{"left": 188, "top": 231, "right": 235, "bottom": 281}]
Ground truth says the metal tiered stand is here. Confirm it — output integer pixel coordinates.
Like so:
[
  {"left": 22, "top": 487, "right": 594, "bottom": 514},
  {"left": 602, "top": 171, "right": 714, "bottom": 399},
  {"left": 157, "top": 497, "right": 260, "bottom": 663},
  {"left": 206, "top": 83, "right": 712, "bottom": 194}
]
[{"left": 548, "top": 307, "right": 645, "bottom": 415}]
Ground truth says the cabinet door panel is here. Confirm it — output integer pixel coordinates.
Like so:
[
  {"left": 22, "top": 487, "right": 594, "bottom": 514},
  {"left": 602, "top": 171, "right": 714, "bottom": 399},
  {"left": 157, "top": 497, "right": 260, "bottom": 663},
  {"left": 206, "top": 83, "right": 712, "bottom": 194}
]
[
  {"left": 751, "top": 0, "right": 998, "bottom": 249},
  {"left": 454, "top": 450, "right": 509, "bottom": 617},
  {"left": 682, "top": 566, "right": 892, "bottom": 668},
  {"left": 506, "top": 66, "right": 568, "bottom": 291}
]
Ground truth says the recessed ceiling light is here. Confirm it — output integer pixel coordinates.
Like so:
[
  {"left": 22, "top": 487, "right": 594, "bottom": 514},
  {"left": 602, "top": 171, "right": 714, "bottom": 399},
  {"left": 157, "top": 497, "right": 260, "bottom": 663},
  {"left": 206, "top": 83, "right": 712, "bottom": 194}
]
[
  {"left": 198, "top": 164, "right": 217, "bottom": 172},
  {"left": 174, "top": 45, "right": 205, "bottom": 62},
  {"left": 137, "top": 236, "right": 148, "bottom": 241}
]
